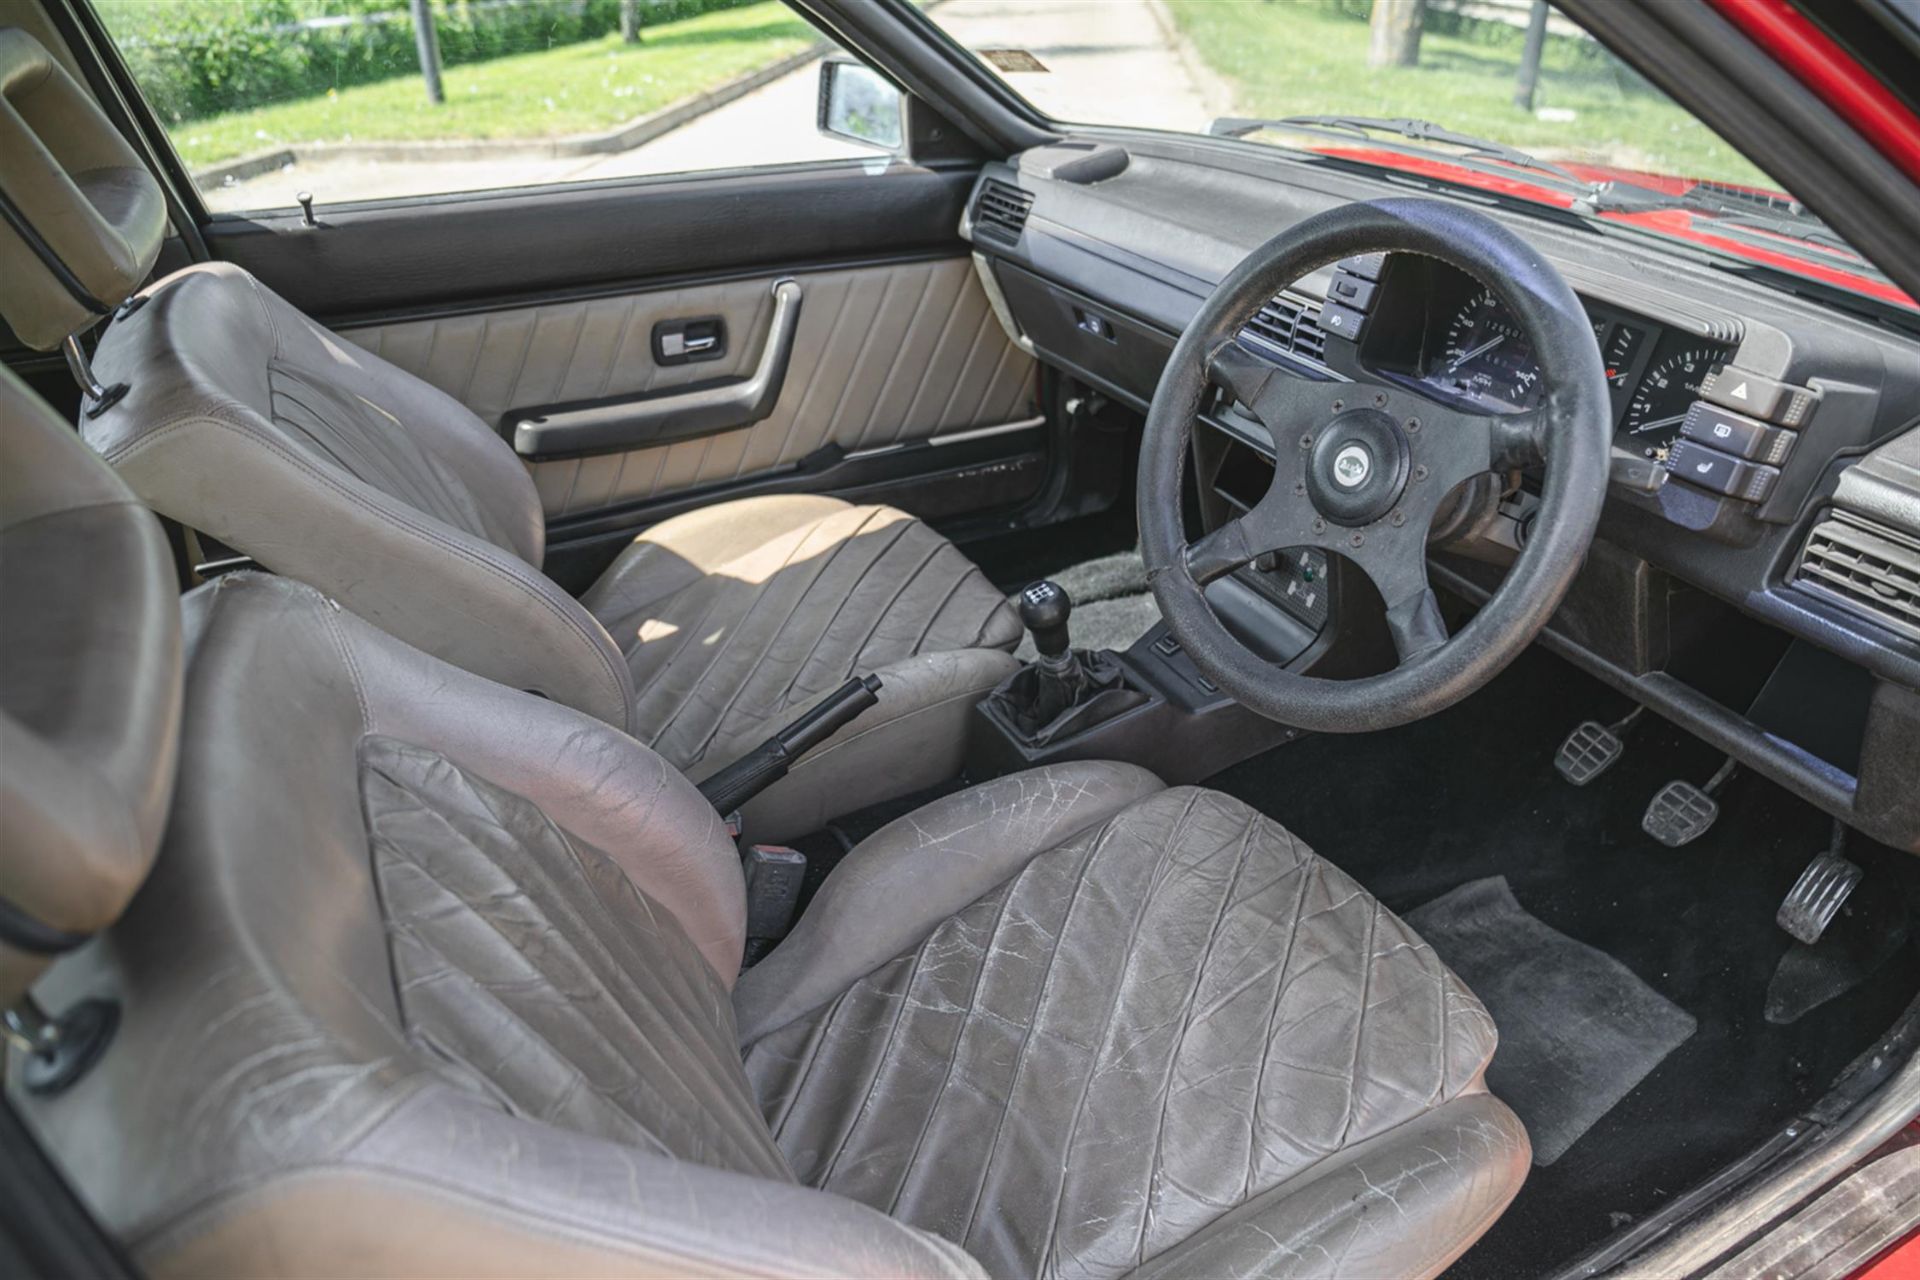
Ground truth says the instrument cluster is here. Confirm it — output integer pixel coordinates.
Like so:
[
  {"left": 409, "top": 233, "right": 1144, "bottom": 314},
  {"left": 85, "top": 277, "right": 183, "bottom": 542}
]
[{"left": 1387, "top": 269, "right": 1732, "bottom": 457}]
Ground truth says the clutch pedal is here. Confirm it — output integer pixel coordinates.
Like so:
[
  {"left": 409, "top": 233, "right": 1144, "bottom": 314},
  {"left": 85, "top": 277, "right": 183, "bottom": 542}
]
[
  {"left": 1642, "top": 758, "right": 1737, "bottom": 848},
  {"left": 1555, "top": 708, "right": 1644, "bottom": 786},
  {"left": 1777, "top": 822, "right": 1863, "bottom": 945}
]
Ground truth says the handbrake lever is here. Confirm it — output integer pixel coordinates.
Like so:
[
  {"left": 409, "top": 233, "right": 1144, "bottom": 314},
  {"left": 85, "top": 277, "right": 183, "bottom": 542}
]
[{"left": 698, "top": 674, "right": 883, "bottom": 818}]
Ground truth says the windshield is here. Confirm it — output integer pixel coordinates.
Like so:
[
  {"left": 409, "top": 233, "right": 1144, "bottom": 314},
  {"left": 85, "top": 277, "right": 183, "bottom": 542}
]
[{"left": 919, "top": 0, "right": 1914, "bottom": 313}]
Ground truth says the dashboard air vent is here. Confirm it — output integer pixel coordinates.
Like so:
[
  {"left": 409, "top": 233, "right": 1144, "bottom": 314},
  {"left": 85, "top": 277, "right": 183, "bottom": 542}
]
[
  {"left": 1794, "top": 511, "right": 1920, "bottom": 642},
  {"left": 973, "top": 180, "right": 1034, "bottom": 246},
  {"left": 1241, "top": 292, "right": 1328, "bottom": 366}
]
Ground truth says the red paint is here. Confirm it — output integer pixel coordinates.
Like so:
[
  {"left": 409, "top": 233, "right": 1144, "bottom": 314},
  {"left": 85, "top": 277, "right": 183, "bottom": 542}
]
[
  {"left": 1854, "top": 1228, "right": 1920, "bottom": 1280},
  {"left": 1303, "top": 144, "right": 1915, "bottom": 309},
  {"left": 1705, "top": 0, "right": 1920, "bottom": 186}
]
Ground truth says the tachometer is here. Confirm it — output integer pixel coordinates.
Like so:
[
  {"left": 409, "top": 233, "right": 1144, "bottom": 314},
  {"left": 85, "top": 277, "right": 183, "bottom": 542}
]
[
  {"left": 1432, "top": 288, "right": 1542, "bottom": 410},
  {"left": 1622, "top": 344, "right": 1719, "bottom": 455}
]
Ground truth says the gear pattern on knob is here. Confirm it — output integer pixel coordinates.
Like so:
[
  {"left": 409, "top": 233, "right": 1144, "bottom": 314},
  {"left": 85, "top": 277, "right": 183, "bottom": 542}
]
[{"left": 1019, "top": 580, "right": 1073, "bottom": 659}]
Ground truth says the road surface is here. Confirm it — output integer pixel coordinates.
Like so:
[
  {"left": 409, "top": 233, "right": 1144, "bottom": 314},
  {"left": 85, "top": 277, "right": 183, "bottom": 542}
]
[{"left": 203, "top": 0, "right": 1213, "bottom": 212}]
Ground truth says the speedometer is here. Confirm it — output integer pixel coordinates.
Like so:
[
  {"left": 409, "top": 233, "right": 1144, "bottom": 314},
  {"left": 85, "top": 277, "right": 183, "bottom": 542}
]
[
  {"left": 1432, "top": 288, "right": 1542, "bottom": 411},
  {"left": 1622, "top": 345, "right": 1718, "bottom": 455}
]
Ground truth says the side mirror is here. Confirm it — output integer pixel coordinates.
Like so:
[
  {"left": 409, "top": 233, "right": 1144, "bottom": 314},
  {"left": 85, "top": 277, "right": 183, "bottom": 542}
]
[{"left": 817, "top": 57, "right": 903, "bottom": 151}]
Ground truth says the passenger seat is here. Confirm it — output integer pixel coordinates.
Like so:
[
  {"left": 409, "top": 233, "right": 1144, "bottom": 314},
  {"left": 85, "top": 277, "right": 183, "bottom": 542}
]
[{"left": 0, "top": 28, "right": 1021, "bottom": 841}]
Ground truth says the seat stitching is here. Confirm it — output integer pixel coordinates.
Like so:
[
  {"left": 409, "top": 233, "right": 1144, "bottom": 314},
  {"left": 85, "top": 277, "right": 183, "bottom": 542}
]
[
  {"left": 877, "top": 880, "right": 1025, "bottom": 1216},
  {"left": 460, "top": 313, "right": 491, "bottom": 407},
  {"left": 819, "top": 529, "right": 948, "bottom": 692},
  {"left": 1003, "top": 789, "right": 1199, "bottom": 1270},
  {"left": 1242, "top": 836, "right": 1316, "bottom": 1203},
  {"left": 760, "top": 987, "right": 851, "bottom": 1142},
  {"left": 370, "top": 769, "right": 783, "bottom": 1177},
  {"left": 638, "top": 505, "right": 881, "bottom": 745},
  {"left": 673, "top": 510, "right": 915, "bottom": 763},
  {"left": 809, "top": 924, "right": 943, "bottom": 1187},
  {"left": 106, "top": 410, "right": 631, "bottom": 727},
  {"left": 1335, "top": 899, "right": 1383, "bottom": 1148},
  {"left": 1129, "top": 803, "right": 1264, "bottom": 1268},
  {"left": 957, "top": 809, "right": 1138, "bottom": 1253},
  {"left": 906, "top": 549, "right": 985, "bottom": 656}
]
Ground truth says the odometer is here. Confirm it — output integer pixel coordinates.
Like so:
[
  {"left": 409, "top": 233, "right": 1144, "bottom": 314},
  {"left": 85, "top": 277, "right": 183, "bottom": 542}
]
[
  {"left": 1623, "top": 344, "right": 1719, "bottom": 456},
  {"left": 1431, "top": 288, "right": 1542, "bottom": 411}
]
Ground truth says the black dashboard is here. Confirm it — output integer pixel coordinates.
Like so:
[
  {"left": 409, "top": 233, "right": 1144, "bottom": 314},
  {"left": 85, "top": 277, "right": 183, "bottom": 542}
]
[{"left": 959, "top": 134, "right": 1920, "bottom": 852}]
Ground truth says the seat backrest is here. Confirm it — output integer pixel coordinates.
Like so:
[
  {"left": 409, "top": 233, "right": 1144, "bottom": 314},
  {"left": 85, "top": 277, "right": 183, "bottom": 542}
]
[
  {"left": 15, "top": 567, "right": 980, "bottom": 1279},
  {"left": 79, "top": 261, "right": 638, "bottom": 732},
  {"left": 0, "top": 26, "right": 165, "bottom": 351},
  {"left": 0, "top": 367, "right": 179, "bottom": 1005}
]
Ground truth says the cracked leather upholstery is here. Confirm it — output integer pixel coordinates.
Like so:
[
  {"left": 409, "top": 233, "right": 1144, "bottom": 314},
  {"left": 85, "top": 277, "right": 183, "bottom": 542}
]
[
  {"left": 79, "top": 261, "right": 1019, "bottom": 829},
  {"left": 19, "top": 572, "right": 985, "bottom": 1278},
  {"left": 587, "top": 493, "right": 1020, "bottom": 838},
  {"left": 741, "top": 775, "right": 1530, "bottom": 1279}
]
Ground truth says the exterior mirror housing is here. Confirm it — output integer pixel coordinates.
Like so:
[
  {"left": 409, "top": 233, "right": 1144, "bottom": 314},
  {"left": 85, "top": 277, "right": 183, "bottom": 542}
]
[{"left": 816, "top": 57, "right": 903, "bottom": 151}]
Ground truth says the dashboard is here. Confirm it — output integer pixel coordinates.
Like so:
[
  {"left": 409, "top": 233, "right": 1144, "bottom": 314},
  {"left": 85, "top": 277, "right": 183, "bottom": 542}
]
[{"left": 958, "top": 134, "right": 1920, "bottom": 853}]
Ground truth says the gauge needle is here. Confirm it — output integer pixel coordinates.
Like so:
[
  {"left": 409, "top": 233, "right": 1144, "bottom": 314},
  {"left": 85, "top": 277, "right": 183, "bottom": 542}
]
[
  {"left": 1632, "top": 412, "right": 1688, "bottom": 434},
  {"left": 1447, "top": 335, "right": 1505, "bottom": 372}
]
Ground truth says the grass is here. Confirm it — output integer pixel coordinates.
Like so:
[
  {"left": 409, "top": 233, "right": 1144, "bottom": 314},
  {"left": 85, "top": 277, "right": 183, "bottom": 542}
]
[
  {"left": 1164, "top": 1, "right": 1769, "bottom": 187},
  {"left": 164, "top": 2, "right": 814, "bottom": 169}
]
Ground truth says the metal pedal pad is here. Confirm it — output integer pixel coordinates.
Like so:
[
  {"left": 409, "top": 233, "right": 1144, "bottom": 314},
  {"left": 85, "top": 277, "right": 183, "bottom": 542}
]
[
  {"left": 1556, "top": 720, "right": 1625, "bottom": 785},
  {"left": 1643, "top": 780, "right": 1720, "bottom": 847},
  {"left": 1777, "top": 853, "right": 1863, "bottom": 945}
]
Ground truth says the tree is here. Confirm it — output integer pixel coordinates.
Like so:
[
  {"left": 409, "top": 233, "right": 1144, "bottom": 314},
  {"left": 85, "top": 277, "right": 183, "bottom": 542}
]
[
  {"left": 1367, "top": 0, "right": 1426, "bottom": 70},
  {"left": 1513, "top": 0, "right": 1550, "bottom": 110},
  {"left": 621, "top": 0, "right": 642, "bottom": 45}
]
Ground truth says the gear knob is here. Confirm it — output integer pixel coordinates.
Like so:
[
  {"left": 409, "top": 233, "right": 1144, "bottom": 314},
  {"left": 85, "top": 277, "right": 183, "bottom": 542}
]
[{"left": 1018, "top": 580, "right": 1072, "bottom": 659}]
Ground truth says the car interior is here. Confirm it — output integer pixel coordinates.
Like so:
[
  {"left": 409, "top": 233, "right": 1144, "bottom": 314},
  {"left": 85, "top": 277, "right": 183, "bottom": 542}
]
[{"left": 4, "top": 0, "right": 1920, "bottom": 1276}]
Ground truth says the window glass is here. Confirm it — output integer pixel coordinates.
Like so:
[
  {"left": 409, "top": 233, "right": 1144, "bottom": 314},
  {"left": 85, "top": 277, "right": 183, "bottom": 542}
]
[
  {"left": 95, "top": 0, "right": 884, "bottom": 212},
  {"left": 919, "top": 0, "right": 1912, "bottom": 312}
]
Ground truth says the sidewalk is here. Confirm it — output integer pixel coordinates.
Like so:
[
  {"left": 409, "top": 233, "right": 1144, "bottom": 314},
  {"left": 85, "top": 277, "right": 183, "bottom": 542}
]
[{"left": 202, "top": 0, "right": 1212, "bottom": 212}]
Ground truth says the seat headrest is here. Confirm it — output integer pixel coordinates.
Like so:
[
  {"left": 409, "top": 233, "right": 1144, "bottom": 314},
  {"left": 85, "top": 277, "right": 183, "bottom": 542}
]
[
  {"left": 0, "top": 367, "right": 181, "bottom": 1005},
  {"left": 0, "top": 27, "right": 165, "bottom": 351}
]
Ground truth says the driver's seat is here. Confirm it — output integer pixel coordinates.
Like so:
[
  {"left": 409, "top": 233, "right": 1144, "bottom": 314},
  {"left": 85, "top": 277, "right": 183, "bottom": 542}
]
[{"left": 6, "top": 368, "right": 1528, "bottom": 1278}]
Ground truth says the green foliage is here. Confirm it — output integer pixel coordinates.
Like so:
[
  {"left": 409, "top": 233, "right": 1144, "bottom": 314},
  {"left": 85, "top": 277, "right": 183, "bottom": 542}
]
[{"left": 97, "top": 0, "right": 756, "bottom": 124}]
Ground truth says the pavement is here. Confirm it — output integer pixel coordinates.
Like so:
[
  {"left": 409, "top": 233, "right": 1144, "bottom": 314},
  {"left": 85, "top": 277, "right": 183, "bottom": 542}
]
[{"left": 201, "top": 0, "right": 1213, "bottom": 213}]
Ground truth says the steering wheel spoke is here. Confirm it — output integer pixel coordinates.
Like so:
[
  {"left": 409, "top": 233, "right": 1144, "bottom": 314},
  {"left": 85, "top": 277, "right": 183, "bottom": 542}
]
[{"left": 1206, "top": 338, "right": 1326, "bottom": 437}]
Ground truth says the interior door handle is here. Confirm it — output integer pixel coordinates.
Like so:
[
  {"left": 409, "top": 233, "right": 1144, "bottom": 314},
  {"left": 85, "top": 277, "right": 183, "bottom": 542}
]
[{"left": 510, "top": 278, "right": 804, "bottom": 460}]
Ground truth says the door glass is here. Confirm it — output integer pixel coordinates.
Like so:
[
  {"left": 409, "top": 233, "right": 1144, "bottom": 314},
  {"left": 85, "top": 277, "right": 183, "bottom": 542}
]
[{"left": 94, "top": 0, "right": 884, "bottom": 213}]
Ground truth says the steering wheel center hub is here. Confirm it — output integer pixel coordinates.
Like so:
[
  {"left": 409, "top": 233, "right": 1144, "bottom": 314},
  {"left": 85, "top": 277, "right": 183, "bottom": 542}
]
[{"left": 1308, "top": 408, "right": 1408, "bottom": 527}]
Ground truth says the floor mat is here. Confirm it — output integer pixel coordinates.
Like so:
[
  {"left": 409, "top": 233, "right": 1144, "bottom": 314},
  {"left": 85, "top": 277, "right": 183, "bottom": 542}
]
[
  {"left": 1202, "top": 645, "right": 1920, "bottom": 1278},
  {"left": 1407, "top": 875, "right": 1697, "bottom": 1167}
]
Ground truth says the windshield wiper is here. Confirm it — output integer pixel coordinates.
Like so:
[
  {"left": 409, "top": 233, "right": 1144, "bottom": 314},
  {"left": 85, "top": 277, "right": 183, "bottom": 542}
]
[{"left": 1212, "top": 114, "right": 1592, "bottom": 188}]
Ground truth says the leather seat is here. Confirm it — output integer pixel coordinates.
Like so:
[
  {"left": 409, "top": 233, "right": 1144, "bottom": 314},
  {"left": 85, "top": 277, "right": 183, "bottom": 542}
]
[
  {"left": 6, "top": 369, "right": 1529, "bottom": 1278},
  {"left": 0, "top": 28, "right": 1018, "bottom": 840},
  {"left": 77, "top": 262, "right": 1022, "bottom": 838}
]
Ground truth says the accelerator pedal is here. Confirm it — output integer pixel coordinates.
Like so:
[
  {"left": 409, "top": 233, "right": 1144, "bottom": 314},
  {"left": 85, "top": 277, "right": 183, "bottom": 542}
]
[
  {"left": 1777, "top": 823, "right": 1863, "bottom": 945},
  {"left": 1643, "top": 758, "right": 1737, "bottom": 848},
  {"left": 1555, "top": 707, "right": 1645, "bottom": 786}
]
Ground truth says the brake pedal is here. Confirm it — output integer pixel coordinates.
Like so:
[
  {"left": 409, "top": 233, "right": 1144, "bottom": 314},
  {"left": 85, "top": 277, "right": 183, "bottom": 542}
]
[
  {"left": 1777, "top": 822, "right": 1863, "bottom": 945},
  {"left": 1555, "top": 708, "right": 1644, "bottom": 786},
  {"left": 1642, "top": 758, "right": 1737, "bottom": 848}
]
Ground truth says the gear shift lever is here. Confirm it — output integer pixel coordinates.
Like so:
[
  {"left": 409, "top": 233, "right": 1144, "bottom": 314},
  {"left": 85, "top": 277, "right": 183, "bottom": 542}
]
[
  {"left": 1019, "top": 580, "right": 1073, "bottom": 665},
  {"left": 988, "top": 578, "right": 1146, "bottom": 746}
]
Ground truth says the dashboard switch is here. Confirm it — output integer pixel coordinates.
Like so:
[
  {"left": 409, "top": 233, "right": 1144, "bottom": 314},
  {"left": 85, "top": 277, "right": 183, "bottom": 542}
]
[
  {"left": 1328, "top": 275, "right": 1377, "bottom": 310},
  {"left": 1698, "top": 366, "right": 1819, "bottom": 427},
  {"left": 1319, "top": 300, "right": 1368, "bottom": 342},
  {"left": 1680, "top": 403, "right": 1796, "bottom": 466},
  {"left": 1340, "top": 252, "right": 1387, "bottom": 280},
  {"left": 1665, "top": 440, "right": 1779, "bottom": 503}
]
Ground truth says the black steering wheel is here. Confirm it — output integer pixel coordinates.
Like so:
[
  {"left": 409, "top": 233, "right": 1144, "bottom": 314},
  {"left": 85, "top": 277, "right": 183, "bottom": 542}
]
[{"left": 1140, "top": 198, "right": 1611, "bottom": 732}]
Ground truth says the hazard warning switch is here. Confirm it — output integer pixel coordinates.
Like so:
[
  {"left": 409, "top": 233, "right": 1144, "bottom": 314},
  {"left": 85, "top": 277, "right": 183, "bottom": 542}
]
[{"left": 1698, "top": 365, "right": 1821, "bottom": 428}]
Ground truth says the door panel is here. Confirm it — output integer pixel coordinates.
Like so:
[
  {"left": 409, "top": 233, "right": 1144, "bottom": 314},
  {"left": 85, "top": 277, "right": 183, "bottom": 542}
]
[{"left": 339, "top": 256, "right": 1036, "bottom": 517}]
